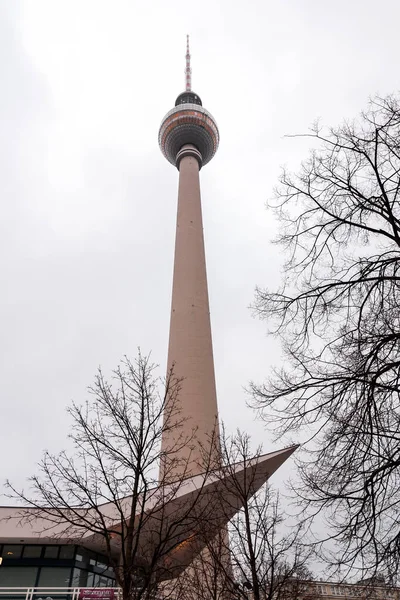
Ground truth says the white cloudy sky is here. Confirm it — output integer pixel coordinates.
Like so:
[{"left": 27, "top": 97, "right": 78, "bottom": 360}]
[{"left": 1, "top": 0, "right": 399, "bottom": 494}]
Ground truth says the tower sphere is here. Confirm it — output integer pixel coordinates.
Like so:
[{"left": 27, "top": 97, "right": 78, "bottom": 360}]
[{"left": 158, "top": 40, "right": 219, "bottom": 169}]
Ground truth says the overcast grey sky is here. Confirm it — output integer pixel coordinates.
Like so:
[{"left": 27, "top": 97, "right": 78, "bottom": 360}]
[{"left": 1, "top": 0, "right": 400, "bottom": 492}]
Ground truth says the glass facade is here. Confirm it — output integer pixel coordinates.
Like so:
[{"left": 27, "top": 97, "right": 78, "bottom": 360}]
[
  {"left": 0, "top": 543, "right": 116, "bottom": 588},
  {"left": 0, "top": 566, "right": 37, "bottom": 585}
]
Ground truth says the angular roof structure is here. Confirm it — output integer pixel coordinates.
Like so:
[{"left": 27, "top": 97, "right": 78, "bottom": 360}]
[{"left": 0, "top": 446, "right": 297, "bottom": 578}]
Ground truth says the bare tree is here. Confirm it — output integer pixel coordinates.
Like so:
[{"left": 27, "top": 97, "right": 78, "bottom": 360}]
[
  {"left": 7, "top": 353, "right": 214, "bottom": 599},
  {"left": 184, "top": 430, "right": 313, "bottom": 600},
  {"left": 251, "top": 94, "right": 400, "bottom": 581},
  {"left": 175, "top": 528, "right": 232, "bottom": 600}
]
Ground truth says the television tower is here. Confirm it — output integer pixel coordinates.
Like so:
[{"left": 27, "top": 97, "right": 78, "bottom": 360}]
[
  {"left": 159, "top": 36, "right": 220, "bottom": 477},
  {"left": 0, "top": 40, "right": 298, "bottom": 588}
]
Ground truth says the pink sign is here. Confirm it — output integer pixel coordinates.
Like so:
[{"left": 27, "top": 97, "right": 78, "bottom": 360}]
[{"left": 79, "top": 591, "right": 115, "bottom": 600}]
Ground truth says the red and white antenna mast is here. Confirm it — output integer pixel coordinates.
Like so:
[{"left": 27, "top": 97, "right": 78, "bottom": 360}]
[{"left": 185, "top": 34, "right": 192, "bottom": 91}]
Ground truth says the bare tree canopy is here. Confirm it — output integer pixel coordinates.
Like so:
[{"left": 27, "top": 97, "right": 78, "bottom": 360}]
[
  {"left": 182, "top": 430, "right": 313, "bottom": 600},
  {"left": 6, "top": 353, "right": 214, "bottom": 599},
  {"left": 251, "top": 95, "right": 400, "bottom": 581}
]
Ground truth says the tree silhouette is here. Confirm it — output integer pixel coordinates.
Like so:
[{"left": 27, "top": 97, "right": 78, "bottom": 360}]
[{"left": 252, "top": 94, "right": 400, "bottom": 581}]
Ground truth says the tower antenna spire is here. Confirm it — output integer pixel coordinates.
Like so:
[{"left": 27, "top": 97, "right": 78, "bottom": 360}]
[{"left": 185, "top": 34, "right": 192, "bottom": 91}]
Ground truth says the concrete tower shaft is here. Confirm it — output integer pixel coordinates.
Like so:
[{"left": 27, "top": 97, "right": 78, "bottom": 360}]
[{"left": 161, "top": 144, "right": 220, "bottom": 477}]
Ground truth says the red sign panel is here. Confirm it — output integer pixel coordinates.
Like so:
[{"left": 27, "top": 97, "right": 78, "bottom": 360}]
[{"left": 79, "top": 591, "right": 116, "bottom": 600}]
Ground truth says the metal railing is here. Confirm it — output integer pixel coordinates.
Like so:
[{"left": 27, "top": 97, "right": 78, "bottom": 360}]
[{"left": 0, "top": 588, "right": 120, "bottom": 600}]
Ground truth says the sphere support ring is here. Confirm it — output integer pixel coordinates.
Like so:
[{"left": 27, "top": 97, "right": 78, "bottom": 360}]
[{"left": 176, "top": 144, "right": 203, "bottom": 170}]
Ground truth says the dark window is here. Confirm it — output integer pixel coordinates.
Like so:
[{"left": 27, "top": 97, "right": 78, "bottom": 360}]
[
  {"left": 59, "top": 545, "right": 75, "bottom": 559},
  {"left": 2, "top": 545, "right": 22, "bottom": 559},
  {"left": 38, "top": 566, "right": 72, "bottom": 585},
  {"left": 23, "top": 545, "right": 42, "bottom": 558},
  {"left": 0, "top": 566, "right": 38, "bottom": 585},
  {"left": 71, "top": 567, "right": 88, "bottom": 586},
  {"left": 93, "top": 573, "right": 110, "bottom": 586},
  {"left": 44, "top": 545, "right": 59, "bottom": 559},
  {"left": 87, "top": 571, "right": 95, "bottom": 585},
  {"left": 76, "top": 546, "right": 96, "bottom": 565}
]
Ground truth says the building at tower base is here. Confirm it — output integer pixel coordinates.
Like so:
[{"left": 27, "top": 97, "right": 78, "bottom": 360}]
[{"left": 0, "top": 446, "right": 296, "bottom": 588}]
